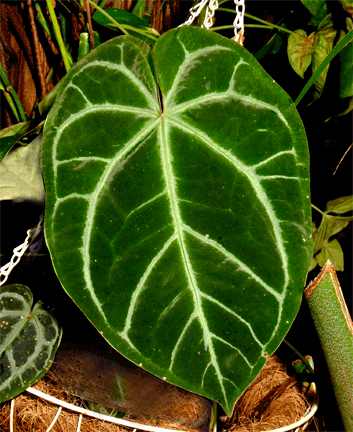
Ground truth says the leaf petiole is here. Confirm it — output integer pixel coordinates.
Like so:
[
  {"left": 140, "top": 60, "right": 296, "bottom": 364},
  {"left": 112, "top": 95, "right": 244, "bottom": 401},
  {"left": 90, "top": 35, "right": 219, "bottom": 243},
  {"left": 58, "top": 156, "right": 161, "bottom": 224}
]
[{"left": 217, "top": 8, "right": 293, "bottom": 35}]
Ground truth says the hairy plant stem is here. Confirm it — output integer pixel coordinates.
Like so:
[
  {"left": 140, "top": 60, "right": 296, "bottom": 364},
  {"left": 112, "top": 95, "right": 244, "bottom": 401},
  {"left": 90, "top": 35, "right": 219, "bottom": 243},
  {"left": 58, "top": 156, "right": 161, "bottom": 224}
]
[{"left": 305, "top": 261, "right": 353, "bottom": 431}]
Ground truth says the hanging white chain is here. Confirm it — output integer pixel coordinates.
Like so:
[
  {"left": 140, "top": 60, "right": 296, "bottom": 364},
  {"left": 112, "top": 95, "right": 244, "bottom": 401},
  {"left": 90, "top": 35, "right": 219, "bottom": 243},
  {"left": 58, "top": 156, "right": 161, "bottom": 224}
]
[
  {"left": 202, "top": 0, "right": 218, "bottom": 30},
  {"left": 180, "top": 0, "right": 209, "bottom": 27},
  {"left": 0, "top": 213, "right": 44, "bottom": 287},
  {"left": 181, "top": 0, "right": 245, "bottom": 45},
  {"left": 233, "top": 0, "right": 245, "bottom": 45}
]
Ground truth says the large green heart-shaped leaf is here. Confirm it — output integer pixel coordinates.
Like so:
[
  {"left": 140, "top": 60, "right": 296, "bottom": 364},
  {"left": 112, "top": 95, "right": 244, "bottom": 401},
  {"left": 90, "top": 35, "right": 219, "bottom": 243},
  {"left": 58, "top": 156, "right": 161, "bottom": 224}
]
[{"left": 41, "top": 27, "right": 312, "bottom": 415}]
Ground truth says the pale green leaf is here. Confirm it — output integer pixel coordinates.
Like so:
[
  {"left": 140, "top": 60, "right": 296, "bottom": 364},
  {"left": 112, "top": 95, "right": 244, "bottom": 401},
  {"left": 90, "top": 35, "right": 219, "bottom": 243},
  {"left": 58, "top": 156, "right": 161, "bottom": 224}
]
[
  {"left": 326, "top": 195, "right": 353, "bottom": 214},
  {"left": 317, "top": 14, "right": 337, "bottom": 49},
  {"left": 41, "top": 27, "right": 312, "bottom": 415},
  {"left": 288, "top": 30, "right": 315, "bottom": 78},
  {"left": 312, "top": 33, "right": 331, "bottom": 100},
  {"left": 0, "top": 122, "right": 30, "bottom": 163},
  {"left": 315, "top": 239, "right": 344, "bottom": 270},
  {"left": 308, "top": 256, "right": 318, "bottom": 272},
  {"left": 0, "top": 284, "right": 62, "bottom": 403},
  {"left": 0, "top": 134, "right": 45, "bottom": 204},
  {"left": 313, "top": 213, "right": 353, "bottom": 254}
]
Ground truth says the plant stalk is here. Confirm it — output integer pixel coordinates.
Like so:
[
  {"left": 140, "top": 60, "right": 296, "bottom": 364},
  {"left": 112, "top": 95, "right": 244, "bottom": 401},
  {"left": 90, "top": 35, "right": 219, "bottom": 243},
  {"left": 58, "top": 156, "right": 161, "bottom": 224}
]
[
  {"left": 33, "top": 0, "right": 53, "bottom": 39},
  {"left": 311, "top": 203, "right": 324, "bottom": 215},
  {"left": 217, "top": 8, "right": 293, "bottom": 35},
  {"left": 46, "top": 0, "right": 71, "bottom": 73},
  {"left": 132, "top": 0, "right": 146, "bottom": 17},
  {"left": 210, "top": 24, "right": 277, "bottom": 32},
  {"left": 0, "top": 62, "right": 27, "bottom": 122},
  {"left": 305, "top": 261, "right": 353, "bottom": 431},
  {"left": 87, "top": 0, "right": 129, "bottom": 35}
]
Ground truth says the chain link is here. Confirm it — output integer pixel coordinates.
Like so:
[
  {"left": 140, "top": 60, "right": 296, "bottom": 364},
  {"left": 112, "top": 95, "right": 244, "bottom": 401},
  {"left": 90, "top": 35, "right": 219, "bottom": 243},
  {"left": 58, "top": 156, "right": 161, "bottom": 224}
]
[
  {"left": 181, "top": 0, "right": 245, "bottom": 46},
  {"left": 202, "top": 0, "right": 218, "bottom": 30},
  {"left": 0, "top": 213, "right": 44, "bottom": 287},
  {"left": 233, "top": 0, "right": 245, "bottom": 45},
  {"left": 180, "top": 0, "right": 209, "bottom": 27}
]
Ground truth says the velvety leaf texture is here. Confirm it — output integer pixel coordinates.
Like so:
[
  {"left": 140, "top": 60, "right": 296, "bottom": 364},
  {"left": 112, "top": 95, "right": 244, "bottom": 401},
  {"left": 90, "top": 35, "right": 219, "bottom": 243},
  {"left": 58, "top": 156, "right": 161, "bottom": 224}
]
[{"left": 41, "top": 27, "right": 312, "bottom": 415}]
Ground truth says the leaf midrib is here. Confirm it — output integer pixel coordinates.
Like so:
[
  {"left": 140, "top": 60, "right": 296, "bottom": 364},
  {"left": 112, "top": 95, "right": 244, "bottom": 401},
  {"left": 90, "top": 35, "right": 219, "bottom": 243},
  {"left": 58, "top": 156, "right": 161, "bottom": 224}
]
[{"left": 159, "top": 116, "right": 231, "bottom": 403}]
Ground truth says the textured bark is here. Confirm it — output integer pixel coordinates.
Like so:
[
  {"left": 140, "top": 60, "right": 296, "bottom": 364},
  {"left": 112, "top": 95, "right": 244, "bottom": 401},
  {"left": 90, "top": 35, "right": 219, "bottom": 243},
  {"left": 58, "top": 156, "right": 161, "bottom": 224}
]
[
  {"left": 0, "top": 0, "right": 191, "bottom": 128},
  {"left": 0, "top": 2, "right": 59, "bottom": 127}
]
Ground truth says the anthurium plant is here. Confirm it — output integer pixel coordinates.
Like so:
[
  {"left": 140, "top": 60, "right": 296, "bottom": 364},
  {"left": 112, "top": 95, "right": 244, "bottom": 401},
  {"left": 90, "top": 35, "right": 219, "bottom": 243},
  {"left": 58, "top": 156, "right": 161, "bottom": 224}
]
[{"left": 39, "top": 26, "right": 313, "bottom": 415}]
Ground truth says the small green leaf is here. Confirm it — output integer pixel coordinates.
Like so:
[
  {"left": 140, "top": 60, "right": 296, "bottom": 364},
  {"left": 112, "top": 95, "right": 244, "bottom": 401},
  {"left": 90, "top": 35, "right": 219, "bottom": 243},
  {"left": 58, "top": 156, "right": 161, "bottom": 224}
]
[
  {"left": 312, "top": 33, "right": 331, "bottom": 100},
  {"left": 254, "top": 29, "right": 286, "bottom": 60},
  {"left": 313, "top": 213, "right": 353, "bottom": 254},
  {"left": 339, "top": 0, "right": 353, "bottom": 17},
  {"left": 92, "top": 8, "right": 159, "bottom": 45},
  {"left": 288, "top": 30, "right": 315, "bottom": 78},
  {"left": 301, "top": 0, "right": 326, "bottom": 16},
  {"left": 0, "top": 134, "right": 45, "bottom": 204},
  {"left": 317, "top": 14, "right": 337, "bottom": 48},
  {"left": 308, "top": 2, "right": 328, "bottom": 26},
  {"left": 0, "top": 122, "right": 31, "bottom": 163},
  {"left": 316, "top": 239, "right": 344, "bottom": 270},
  {"left": 0, "top": 284, "right": 62, "bottom": 403},
  {"left": 326, "top": 196, "right": 353, "bottom": 214}
]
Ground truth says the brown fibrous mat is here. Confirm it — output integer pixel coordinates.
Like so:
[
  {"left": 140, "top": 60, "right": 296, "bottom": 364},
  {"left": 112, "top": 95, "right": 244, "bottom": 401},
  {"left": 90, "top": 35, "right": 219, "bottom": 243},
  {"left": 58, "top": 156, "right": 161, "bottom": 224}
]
[
  {"left": 223, "top": 355, "right": 314, "bottom": 432},
  {"left": 0, "top": 355, "right": 314, "bottom": 432}
]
